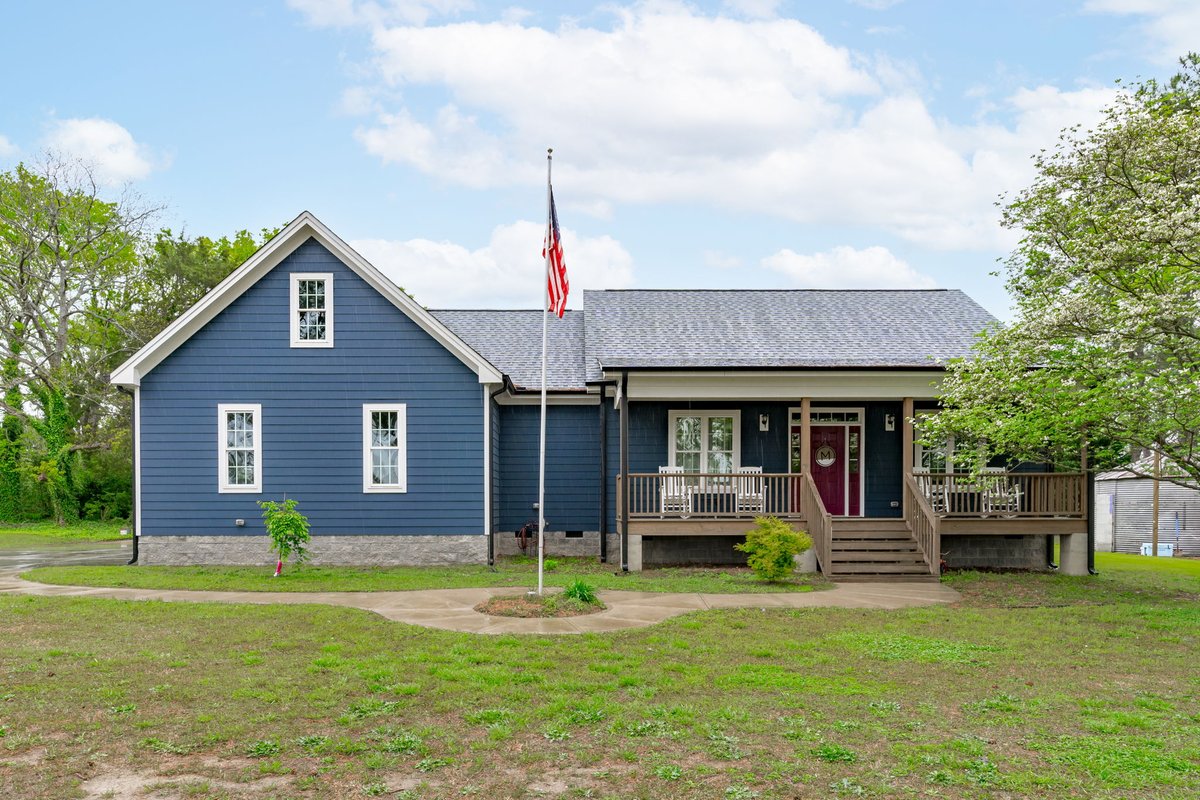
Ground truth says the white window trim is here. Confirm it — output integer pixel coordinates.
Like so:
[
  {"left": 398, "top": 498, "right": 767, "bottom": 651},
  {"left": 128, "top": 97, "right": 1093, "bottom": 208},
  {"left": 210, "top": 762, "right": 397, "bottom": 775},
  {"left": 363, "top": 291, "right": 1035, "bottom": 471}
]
[
  {"left": 363, "top": 403, "right": 407, "bottom": 493},
  {"left": 289, "top": 272, "right": 334, "bottom": 348},
  {"left": 667, "top": 410, "right": 741, "bottom": 472},
  {"left": 218, "top": 403, "right": 262, "bottom": 493}
]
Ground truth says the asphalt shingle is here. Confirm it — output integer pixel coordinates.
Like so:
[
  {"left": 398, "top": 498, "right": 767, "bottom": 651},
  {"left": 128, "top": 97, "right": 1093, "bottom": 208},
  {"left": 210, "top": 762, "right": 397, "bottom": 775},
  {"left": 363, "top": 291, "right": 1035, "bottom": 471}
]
[{"left": 432, "top": 309, "right": 587, "bottom": 391}]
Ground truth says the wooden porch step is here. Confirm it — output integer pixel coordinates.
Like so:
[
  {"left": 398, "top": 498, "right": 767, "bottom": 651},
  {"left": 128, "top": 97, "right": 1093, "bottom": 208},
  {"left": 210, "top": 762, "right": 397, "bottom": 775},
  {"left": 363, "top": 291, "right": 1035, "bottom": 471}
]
[
  {"left": 833, "top": 552, "right": 926, "bottom": 564},
  {"left": 831, "top": 573, "right": 941, "bottom": 583},
  {"left": 833, "top": 540, "right": 922, "bottom": 551},
  {"left": 830, "top": 562, "right": 934, "bottom": 574},
  {"left": 830, "top": 518, "right": 909, "bottom": 532}
]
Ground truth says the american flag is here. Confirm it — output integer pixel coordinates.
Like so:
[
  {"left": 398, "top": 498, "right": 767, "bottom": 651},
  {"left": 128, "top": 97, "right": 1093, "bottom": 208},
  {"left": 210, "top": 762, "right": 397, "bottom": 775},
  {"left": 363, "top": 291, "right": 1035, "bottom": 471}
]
[{"left": 544, "top": 188, "right": 569, "bottom": 318}]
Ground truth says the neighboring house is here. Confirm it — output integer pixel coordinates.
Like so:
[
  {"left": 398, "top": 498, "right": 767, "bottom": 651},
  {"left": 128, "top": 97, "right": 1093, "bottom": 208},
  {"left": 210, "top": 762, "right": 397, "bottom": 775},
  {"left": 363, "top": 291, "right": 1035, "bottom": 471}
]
[
  {"left": 112, "top": 212, "right": 1092, "bottom": 578},
  {"left": 1095, "top": 462, "right": 1200, "bottom": 557}
]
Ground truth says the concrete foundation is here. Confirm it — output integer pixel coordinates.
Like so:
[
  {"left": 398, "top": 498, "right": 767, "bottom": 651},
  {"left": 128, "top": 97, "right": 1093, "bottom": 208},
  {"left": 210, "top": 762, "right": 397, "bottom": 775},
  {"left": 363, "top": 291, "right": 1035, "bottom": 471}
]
[
  {"left": 1058, "top": 533, "right": 1090, "bottom": 576},
  {"left": 624, "top": 533, "right": 643, "bottom": 572},
  {"left": 493, "top": 530, "right": 620, "bottom": 560},
  {"left": 641, "top": 535, "right": 749, "bottom": 567},
  {"left": 940, "top": 534, "right": 1047, "bottom": 571},
  {"left": 794, "top": 548, "right": 818, "bottom": 574},
  {"left": 138, "top": 534, "right": 488, "bottom": 566}
]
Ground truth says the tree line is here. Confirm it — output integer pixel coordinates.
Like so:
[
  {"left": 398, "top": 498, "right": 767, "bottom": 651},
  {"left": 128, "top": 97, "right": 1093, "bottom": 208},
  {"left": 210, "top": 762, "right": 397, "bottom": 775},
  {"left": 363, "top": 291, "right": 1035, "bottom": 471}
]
[{"left": 0, "top": 157, "right": 276, "bottom": 524}]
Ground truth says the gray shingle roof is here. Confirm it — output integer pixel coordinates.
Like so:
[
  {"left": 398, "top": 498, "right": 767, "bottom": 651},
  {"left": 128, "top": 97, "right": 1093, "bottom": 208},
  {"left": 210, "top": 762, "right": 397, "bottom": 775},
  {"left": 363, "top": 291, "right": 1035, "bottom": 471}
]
[
  {"left": 431, "top": 309, "right": 586, "bottom": 391},
  {"left": 433, "top": 289, "right": 997, "bottom": 390},
  {"left": 582, "top": 289, "right": 996, "bottom": 382}
]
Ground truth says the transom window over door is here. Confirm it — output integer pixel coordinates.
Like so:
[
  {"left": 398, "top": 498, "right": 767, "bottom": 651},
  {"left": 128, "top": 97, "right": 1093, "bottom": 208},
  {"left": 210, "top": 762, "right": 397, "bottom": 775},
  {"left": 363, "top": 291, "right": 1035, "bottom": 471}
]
[
  {"left": 218, "top": 404, "right": 261, "bottom": 493},
  {"left": 290, "top": 273, "right": 334, "bottom": 347},
  {"left": 363, "top": 404, "right": 407, "bottom": 492},
  {"left": 669, "top": 411, "right": 740, "bottom": 473}
]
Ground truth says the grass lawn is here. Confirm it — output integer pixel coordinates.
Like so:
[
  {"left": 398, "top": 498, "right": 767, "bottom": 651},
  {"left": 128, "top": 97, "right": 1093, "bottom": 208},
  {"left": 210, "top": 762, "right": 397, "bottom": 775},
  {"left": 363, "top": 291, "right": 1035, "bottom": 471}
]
[
  {"left": 0, "top": 520, "right": 128, "bottom": 549},
  {"left": 0, "top": 555, "right": 1198, "bottom": 799},
  {"left": 23, "top": 555, "right": 827, "bottom": 595}
]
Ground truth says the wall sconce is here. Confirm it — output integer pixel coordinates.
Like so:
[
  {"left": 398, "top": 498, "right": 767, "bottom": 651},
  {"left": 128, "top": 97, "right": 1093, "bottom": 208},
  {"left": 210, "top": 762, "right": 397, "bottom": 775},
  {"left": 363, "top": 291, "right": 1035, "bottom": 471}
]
[
  {"left": 759, "top": 413, "right": 770, "bottom": 432},
  {"left": 884, "top": 414, "right": 896, "bottom": 432}
]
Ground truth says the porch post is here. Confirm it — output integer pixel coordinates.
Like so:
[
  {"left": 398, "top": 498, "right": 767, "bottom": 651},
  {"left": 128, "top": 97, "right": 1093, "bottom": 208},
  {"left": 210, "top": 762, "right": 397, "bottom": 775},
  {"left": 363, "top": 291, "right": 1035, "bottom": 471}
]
[
  {"left": 619, "top": 371, "right": 630, "bottom": 572},
  {"left": 799, "top": 398, "right": 811, "bottom": 517},
  {"left": 598, "top": 388, "right": 608, "bottom": 563},
  {"left": 902, "top": 397, "right": 914, "bottom": 516}
]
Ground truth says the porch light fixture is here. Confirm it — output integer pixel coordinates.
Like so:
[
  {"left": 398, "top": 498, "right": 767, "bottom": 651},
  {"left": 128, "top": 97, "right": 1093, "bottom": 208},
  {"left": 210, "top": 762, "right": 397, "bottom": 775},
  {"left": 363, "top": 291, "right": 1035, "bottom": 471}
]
[
  {"left": 884, "top": 413, "right": 896, "bottom": 432},
  {"left": 759, "top": 413, "right": 770, "bottom": 432}
]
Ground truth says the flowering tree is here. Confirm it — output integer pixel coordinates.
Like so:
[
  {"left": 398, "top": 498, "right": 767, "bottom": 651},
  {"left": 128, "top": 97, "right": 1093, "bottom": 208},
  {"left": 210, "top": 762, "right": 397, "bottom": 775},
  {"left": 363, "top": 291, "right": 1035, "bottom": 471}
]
[{"left": 929, "top": 55, "right": 1200, "bottom": 485}]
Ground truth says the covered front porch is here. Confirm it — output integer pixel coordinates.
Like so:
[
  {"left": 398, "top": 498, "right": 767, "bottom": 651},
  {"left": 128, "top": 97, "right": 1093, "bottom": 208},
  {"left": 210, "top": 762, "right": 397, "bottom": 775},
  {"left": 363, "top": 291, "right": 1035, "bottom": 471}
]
[{"left": 611, "top": 391, "right": 1089, "bottom": 577}]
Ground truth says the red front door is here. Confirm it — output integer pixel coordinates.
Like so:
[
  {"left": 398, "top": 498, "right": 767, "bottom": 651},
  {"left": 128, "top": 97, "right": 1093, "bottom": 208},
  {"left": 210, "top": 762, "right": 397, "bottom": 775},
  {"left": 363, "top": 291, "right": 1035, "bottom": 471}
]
[{"left": 811, "top": 426, "right": 846, "bottom": 515}]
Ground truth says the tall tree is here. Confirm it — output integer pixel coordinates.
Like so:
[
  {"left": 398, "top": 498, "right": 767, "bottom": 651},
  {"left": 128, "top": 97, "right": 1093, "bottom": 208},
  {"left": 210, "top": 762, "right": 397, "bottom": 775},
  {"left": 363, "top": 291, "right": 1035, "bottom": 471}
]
[
  {"left": 0, "top": 157, "right": 157, "bottom": 521},
  {"left": 929, "top": 55, "right": 1200, "bottom": 484}
]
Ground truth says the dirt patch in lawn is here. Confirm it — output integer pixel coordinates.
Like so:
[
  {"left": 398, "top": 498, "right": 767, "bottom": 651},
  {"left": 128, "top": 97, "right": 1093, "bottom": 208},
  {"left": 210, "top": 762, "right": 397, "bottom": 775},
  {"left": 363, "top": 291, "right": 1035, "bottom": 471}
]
[
  {"left": 475, "top": 591, "right": 606, "bottom": 618},
  {"left": 80, "top": 767, "right": 289, "bottom": 800}
]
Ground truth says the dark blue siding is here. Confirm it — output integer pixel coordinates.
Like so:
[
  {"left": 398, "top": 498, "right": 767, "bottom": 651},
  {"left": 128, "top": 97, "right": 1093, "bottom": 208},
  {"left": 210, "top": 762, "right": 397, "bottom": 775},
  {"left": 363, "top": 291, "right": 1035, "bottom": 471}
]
[
  {"left": 140, "top": 238, "right": 484, "bottom": 536},
  {"left": 498, "top": 404, "right": 599, "bottom": 531},
  {"left": 863, "top": 402, "right": 902, "bottom": 517}
]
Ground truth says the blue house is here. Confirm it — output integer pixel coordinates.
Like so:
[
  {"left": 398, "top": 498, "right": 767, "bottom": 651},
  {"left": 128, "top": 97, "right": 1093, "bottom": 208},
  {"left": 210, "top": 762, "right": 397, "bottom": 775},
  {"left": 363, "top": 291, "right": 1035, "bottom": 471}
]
[{"left": 112, "top": 212, "right": 1092, "bottom": 578}]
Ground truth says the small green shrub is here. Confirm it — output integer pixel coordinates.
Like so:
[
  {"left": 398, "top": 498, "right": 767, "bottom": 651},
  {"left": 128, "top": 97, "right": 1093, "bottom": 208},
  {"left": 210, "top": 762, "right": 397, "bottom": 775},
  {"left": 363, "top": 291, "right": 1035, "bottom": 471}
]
[
  {"left": 258, "top": 498, "right": 311, "bottom": 574},
  {"left": 735, "top": 516, "right": 812, "bottom": 581},
  {"left": 542, "top": 558, "right": 559, "bottom": 572},
  {"left": 562, "top": 579, "right": 598, "bottom": 604}
]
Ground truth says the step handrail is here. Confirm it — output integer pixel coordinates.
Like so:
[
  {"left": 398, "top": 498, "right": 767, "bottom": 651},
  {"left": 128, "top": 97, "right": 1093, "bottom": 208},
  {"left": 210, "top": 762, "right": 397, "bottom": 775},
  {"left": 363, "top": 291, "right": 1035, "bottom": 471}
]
[
  {"left": 799, "top": 472, "right": 833, "bottom": 575},
  {"left": 904, "top": 473, "right": 941, "bottom": 576}
]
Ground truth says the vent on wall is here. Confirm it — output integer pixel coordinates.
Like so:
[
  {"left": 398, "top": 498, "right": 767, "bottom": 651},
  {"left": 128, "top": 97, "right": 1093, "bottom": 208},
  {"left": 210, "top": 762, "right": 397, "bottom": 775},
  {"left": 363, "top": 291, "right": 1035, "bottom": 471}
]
[{"left": 565, "top": 531, "right": 584, "bottom": 539}]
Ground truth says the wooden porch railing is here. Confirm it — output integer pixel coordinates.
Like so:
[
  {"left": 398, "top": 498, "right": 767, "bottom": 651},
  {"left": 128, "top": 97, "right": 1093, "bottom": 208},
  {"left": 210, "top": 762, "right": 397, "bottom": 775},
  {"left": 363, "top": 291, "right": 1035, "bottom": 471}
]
[
  {"left": 910, "top": 472, "right": 1086, "bottom": 518},
  {"left": 622, "top": 472, "right": 804, "bottom": 519},
  {"left": 904, "top": 473, "right": 941, "bottom": 576},
  {"left": 799, "top": 472, "right": 832, "bottom": 574}
]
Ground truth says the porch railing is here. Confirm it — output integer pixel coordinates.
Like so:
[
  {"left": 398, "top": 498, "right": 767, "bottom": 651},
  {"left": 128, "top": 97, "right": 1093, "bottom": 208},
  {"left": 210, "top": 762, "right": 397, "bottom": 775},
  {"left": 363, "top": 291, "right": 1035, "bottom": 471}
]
[
  {"left": 911, "top": 472, "right": 1086, "bottom": 519},
  {"left": 904, "top": 474, "right": 941, "bottom": 576},
  {"left": 799, "top": 472, "right": 832, "bottom": 574},
  {"left": 622, "top": 472, "right": 804, "bottom": 519}
]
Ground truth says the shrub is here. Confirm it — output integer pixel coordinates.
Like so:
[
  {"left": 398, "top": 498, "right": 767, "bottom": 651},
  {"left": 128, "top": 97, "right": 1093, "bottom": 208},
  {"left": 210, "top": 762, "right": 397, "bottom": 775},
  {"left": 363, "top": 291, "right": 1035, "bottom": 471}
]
[
  {"left": 542, "top": 558, "right": 559, "bottom": 572},
  {"left": 735, "top": 516, "right": 813, "bottom": 582},
  {"left": 258, "top": 498, "right": 311, "bottom": 575},
  {"left": 562, "top": 579, "right": 598, "bottom": 604}
]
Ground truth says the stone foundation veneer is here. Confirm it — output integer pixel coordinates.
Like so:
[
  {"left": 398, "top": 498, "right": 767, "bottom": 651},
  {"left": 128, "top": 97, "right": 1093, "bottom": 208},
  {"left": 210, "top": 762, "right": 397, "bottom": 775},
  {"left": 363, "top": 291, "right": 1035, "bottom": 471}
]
[
  {"left": 138, "top": 534, "right": 488, "bottom": 567},
  {"left": 493, "top": 530, "right": 621, "bottom": 559},
  {"left": 940, "top": 534, "right": 1047, "bottom": 571}
]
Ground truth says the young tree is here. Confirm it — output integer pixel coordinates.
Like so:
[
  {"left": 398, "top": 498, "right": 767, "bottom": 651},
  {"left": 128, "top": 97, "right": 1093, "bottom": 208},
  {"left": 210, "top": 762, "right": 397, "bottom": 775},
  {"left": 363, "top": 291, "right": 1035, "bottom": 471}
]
[{"left": 929, "top": 55, "right": 1200, "bottom": 485}]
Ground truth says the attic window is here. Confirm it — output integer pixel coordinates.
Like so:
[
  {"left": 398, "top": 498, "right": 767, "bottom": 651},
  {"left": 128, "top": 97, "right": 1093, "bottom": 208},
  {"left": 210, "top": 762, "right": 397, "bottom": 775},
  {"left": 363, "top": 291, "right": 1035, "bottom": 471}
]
[{"left": 290, "top": 273, "right": 333, "bottom": 347}]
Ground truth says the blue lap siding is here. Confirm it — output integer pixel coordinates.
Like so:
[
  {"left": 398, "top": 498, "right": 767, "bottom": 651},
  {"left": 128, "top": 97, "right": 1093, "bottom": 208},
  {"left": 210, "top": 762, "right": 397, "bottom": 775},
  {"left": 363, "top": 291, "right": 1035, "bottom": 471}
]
[
  {"left": 497, "top": 404, "right": 600, "bottom": 532},
  {"left": 139, "top": 238, "right": 484, "bottom": 537}
]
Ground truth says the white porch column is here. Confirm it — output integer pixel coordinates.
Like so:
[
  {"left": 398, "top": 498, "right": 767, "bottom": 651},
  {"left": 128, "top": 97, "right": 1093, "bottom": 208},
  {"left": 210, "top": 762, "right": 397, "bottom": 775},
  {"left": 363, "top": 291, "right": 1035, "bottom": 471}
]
[{"left": 1059, "top": 534, "right": 1089, "bottom": 576}]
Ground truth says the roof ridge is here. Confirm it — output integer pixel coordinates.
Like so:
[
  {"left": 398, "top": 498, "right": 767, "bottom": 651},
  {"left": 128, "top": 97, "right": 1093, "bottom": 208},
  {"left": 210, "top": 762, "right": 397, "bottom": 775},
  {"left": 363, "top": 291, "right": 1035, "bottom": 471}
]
[{"left": 583, "top": 288, "right": 953, "bottom": 293}]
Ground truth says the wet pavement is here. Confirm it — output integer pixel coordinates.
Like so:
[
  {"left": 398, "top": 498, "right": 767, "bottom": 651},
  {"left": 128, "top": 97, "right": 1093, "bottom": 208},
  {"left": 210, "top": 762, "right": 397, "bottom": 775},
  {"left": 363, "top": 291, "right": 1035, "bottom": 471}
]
[{"left": 0, "top": 538, "right": 131, "bottom": 572}]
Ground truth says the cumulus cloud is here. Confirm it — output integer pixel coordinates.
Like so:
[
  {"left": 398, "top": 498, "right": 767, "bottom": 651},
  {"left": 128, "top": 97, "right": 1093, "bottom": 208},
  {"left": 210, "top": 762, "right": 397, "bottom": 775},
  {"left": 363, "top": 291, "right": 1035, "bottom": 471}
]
[
  {"left": 763, "top": 245, "right": 936, "bottom": 289},
  {"left": 721, "top": 0, "right": 783, "bottom": 19},
  {"left": 353, "top": 220, "right": 634, "bottom": 307},
  {"left": 44, "top": 118, "right": 157, "bottom": 184},
  {"left": 0, "top": 134, "right": 17, "bottom": 159},
  {"left": 296, "top": 3, "right": 1116, "bottom": 250},
  {"left": 1084, "top": 0, "right": 1200, "bottom": 63}
]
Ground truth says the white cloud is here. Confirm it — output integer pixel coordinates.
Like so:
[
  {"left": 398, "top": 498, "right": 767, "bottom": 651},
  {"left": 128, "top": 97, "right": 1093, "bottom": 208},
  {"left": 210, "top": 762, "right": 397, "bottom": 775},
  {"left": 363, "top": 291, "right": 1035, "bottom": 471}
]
[
  {"left": 43, "top": 118, "right": 157, "bottom": 184},
  {"left": 763, "top": 245, "right": 936, "bottom": 289},
  {"left": 847, "top": 0, "right": 904, "bottom": 9},
  {"left": 1084, "top": 0, "right": 1200, "bottom": 63},
  {"left": 288, "top": 0, "right": 473, "bottom": 27},
  {"left": 353, "top": 220, "right": 634, "bottom": 307},
  {"left": 722, "top": 0, "right": 783, "bottom": 19},
  {"left": 0, "top": 134, "right": 17, "bottom": 159},
  {"left": 316, "top": 3, "right": 1116, "bottom": 250}
]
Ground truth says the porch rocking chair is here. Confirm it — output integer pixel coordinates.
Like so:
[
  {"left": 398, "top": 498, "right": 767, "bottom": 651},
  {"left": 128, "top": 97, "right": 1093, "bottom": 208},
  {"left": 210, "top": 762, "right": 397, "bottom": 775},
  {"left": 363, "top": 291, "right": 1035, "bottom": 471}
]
[
  {"left": 735, "top": 466, "right": 765, "bottom": 514},
  {"left": 980, "top": 467, "right": 1022, "bottom": 518},
  {"left": 659, "top": 466, "right": 694, "bottom": 517}
]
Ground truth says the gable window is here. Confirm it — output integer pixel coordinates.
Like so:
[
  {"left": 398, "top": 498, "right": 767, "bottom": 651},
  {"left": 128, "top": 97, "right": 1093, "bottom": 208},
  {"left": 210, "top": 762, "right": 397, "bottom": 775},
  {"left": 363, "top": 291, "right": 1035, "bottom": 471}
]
[
  {"left": 668, "top": 411, "right": 740, "bottom": 474},
  {"left": 290, "top": 273, "right": 334, "bottom": 347},
  {"left": 218, "top": 404, "right": 261, "bottom": 492},
  {"left": 363, "top": 404, "right": 407, "bottom": 492}
]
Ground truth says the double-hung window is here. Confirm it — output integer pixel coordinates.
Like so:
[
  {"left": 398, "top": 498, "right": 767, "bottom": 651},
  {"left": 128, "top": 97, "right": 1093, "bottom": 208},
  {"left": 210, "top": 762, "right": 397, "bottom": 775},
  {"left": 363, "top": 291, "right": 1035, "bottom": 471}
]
[
  {"left": 668, "top": 411, "right": 740, "bottom": 475},
  {"left": 218, "top": 404, "right": 261, "bottom": 492},
  {"left": 363, "top": 404, "right": 407, "bottom": 492},
  {"left": 914, "top": 412, "right": 977, "bottom": 474},
  {"left": 290, "top": 273, "right": 333, "bottom": 347}
]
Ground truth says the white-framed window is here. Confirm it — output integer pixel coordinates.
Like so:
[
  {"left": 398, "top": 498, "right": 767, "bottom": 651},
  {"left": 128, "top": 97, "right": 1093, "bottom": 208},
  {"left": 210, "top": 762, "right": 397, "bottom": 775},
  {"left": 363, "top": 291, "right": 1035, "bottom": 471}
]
[
  {"left": 218, "top": 403, "right": 262, "bottom": 493},
  {"left": 668, "top": 411, "right": 740, "bottom": 473},
  {"left": 363, "top": 404, "right": 407, "bottom": 492},
  {"left": 913, "top": 411, "right": 975, "bottom": 474},
  {"left": 289, "top": 273, "right": 333, "bottom": 347}
]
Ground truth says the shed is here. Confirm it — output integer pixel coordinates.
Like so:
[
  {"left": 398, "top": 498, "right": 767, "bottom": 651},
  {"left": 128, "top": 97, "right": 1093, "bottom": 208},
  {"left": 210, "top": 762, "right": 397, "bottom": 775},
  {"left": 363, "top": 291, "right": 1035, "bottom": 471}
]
[{"left": 1094, "top": 463, "right": 1200, "bottom": 557}]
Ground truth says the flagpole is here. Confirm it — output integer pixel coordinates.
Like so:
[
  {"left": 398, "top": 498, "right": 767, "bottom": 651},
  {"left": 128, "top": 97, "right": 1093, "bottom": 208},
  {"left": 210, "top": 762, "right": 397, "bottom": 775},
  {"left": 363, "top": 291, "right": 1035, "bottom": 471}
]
[{"left": 537, "top": 148, "right": 552, "bottom": 596}]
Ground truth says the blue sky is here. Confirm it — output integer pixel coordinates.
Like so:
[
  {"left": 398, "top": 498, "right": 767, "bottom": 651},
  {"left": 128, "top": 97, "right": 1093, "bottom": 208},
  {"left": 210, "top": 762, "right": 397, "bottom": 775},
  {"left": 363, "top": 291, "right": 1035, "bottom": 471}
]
[{"left": 2, "top": 0, "right": 1194, "bottom": 316}]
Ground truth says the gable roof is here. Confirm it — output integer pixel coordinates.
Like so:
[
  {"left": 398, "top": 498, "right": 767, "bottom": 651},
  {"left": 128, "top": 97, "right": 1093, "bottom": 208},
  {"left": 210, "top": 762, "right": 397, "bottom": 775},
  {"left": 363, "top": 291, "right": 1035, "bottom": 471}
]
[
  {"left": 582, "top": 289, "right": 997, "bottom": 382},
  {"left": 110, "top": 211, "right": 504, "bottom": 388},
  {"left": 431, "top": 310, "right": 586, "bottom": 392}
]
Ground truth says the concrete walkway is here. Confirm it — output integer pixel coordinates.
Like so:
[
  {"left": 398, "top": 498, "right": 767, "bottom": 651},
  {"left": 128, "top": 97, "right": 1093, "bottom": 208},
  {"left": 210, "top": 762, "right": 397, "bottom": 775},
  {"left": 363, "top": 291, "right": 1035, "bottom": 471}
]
[{"left": 0, "top": 571, "right": 959, "bottom": 634}]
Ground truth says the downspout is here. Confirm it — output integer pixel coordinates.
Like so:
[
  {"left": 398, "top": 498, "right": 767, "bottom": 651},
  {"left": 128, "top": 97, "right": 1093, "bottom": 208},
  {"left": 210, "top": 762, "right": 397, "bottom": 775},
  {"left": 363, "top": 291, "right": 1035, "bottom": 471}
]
[
  {"left": 117, "top": 386, "right": 138, "bottom": 565},
  {"left": 598, "top": 385, "right": 608, "bottom": 563},
  {"left": 619, "top": 371, "right": 629, "bottom": 572},
  {"left": 486, "top": 381, "right": 508, "bottom": 568},
  {"left": 1087, "top": 459, "right": 1098, "bottom": 575}
]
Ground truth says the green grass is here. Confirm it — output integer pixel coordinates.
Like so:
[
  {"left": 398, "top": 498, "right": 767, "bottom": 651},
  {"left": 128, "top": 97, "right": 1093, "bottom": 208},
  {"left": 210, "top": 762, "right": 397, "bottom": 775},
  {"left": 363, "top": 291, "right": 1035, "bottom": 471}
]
[
  {"left": 1, "top": 556, "right": 1199, "bottom": 798},
  {"left": 0, "top": 519, "right": 128, "bottom": 547},
  {"left": 23, "top": 555, "right": 827, "bottom": 594}
]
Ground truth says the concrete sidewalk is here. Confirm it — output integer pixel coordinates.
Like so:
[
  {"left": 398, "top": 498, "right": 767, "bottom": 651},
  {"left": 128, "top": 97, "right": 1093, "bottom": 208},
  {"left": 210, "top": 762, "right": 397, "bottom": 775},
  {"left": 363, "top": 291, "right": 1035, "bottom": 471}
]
[{"left": 0, "top": 572, "right": 960, "bottom": 634}]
